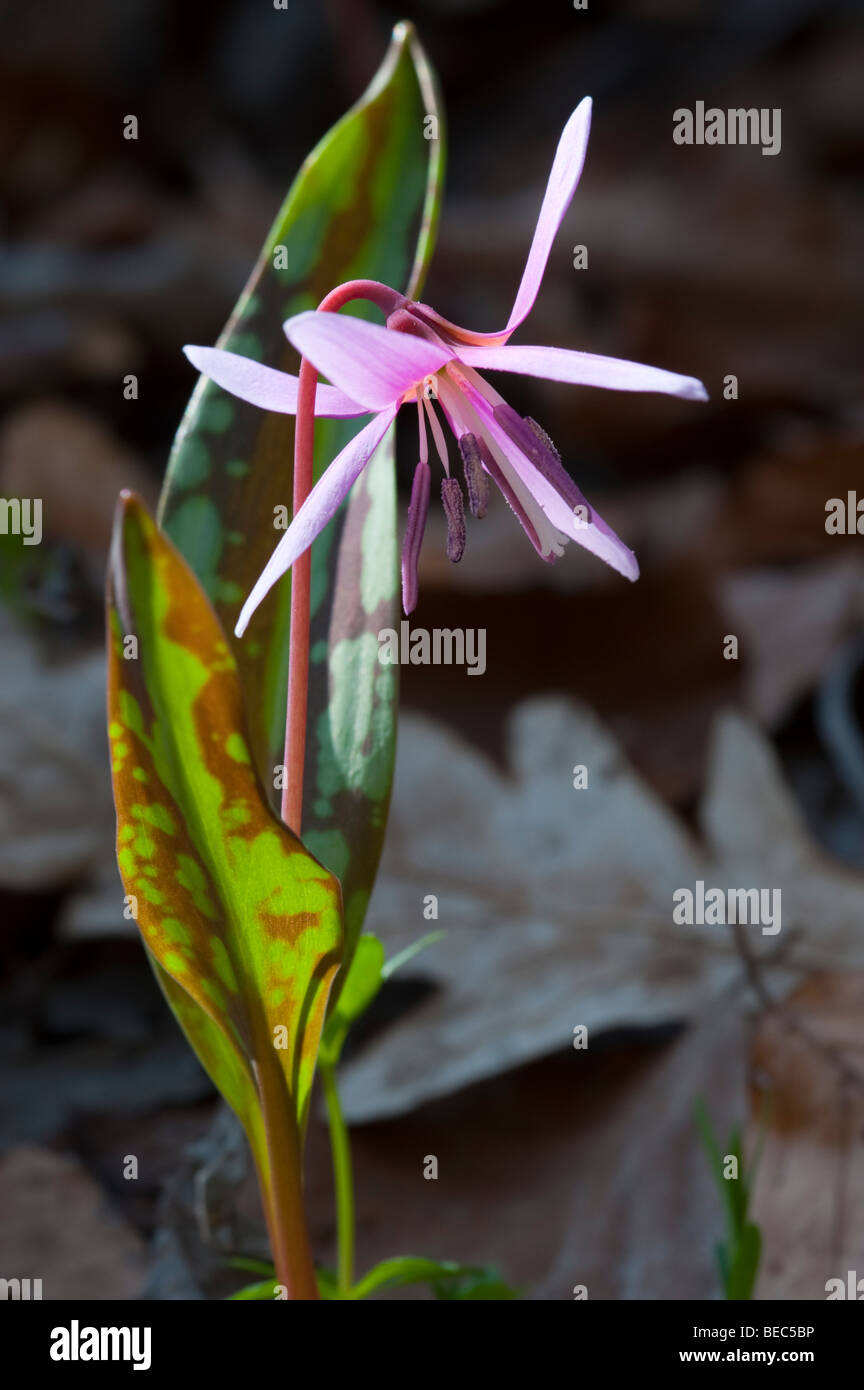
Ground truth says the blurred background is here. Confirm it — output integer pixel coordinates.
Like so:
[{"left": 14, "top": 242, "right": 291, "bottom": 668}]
[{"left": 1, "top": 0, "right": 863, "bottom": 1299}]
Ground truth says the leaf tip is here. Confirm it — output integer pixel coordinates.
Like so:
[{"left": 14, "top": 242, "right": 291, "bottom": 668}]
[
  {"left": 391, "top": 18, "right": 416, "bottom": 46},
  {"left": 112, "top": 488, "right": 149, "bottom": 551},
  {"left": 108, "top": 490, "right": 153, "bottom": 618}
]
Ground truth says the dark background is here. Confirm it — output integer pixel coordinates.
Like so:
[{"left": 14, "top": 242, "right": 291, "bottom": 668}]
[{"left": 1, "top": 0, "right": 863, "bottom": 1300}]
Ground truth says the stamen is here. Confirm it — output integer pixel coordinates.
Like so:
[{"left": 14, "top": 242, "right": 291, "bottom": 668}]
[
  {"left": 525, "top": 416, "right": 561, "bottom": 461},
  {"left": 440, "top": 477, "right": 466, "bottom": 563},
  {"left": 493, "top": 402, "right": 593, "bottom": 525},
  {"left": 401, "top": 460, "right": 431, "bottom": 614},
  {"left": 423, "top": 390, "right": 450, "bottom": 475},
  {"left": 440, "top": 370, "right": 566, "bottom": 559},
  {"left": 458, "top": 433, "right": 489, "bottom": 519},
  {"left": 416, "top": 391, "right": 429, "bottom": 465},
  {"left": 473, "top": 436, "right": 550, "bottom": 560}
]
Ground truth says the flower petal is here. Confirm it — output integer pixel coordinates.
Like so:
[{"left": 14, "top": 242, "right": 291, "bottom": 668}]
[
  {"left": 505, "top": 97, "right": 592, "bottom": 336},
  {"left": 475, "top": 439, "right": 552, "bottom": 561},
  {"left": 437, "top": 375, "right": 553, "bottom": 558},
  {"left": 234, "top": 406, "right": 398, "bottom": 636},
  {"left": 453, "top": 377, "right": 639, "bottom": 581},
  {"left": 405, "top": 100, "right": 593, "bottom": 350},
  {"left": 183, "top": 346, "right": 368, "bottom": 417},
  {"left": 283, "top": 311, "right": 453, "bottom": 411},
  {"left": 457, "top": 342, "right": 708, "bottom": 401}
]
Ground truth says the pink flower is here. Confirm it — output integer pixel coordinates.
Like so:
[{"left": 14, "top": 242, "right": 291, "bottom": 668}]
[{"left": 184, "top": 99, "right": 706, "bottom": 635}]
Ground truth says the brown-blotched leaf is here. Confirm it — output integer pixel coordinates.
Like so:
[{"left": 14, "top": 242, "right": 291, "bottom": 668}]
[{"left": 107, "top": 494, "right": 343, "bottom": 1184}]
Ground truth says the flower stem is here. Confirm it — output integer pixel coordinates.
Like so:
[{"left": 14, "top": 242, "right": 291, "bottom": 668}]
[
  {"left": 272, "top": 278, "right": 401, "bottom": 1292},
  {"left": 320, "top": 1062, "right": 355, "bottom": 1295},
  {"left": 280, "top": 279, "right": 404, "bottom": 836},
  {"left": 252, "top": 1027, "right": 319, "bottom": 1299},
  {"left": 281, "top": 353, "right": 316, "bottom": 835}
]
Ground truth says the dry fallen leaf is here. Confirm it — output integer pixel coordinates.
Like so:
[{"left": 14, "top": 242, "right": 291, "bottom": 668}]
[
  {"left": 0, "top": 401, "right": 155, "bottom": 557},
  {"left": 0, "top": 1147, "right": 147, "bottom": 1300},
  {"left": 748, "top": 972, "right": 864, "bottom": 1301},
  {"left": 305, "top": 996, "right": 752, "bottom": 1300},
  {"left": 717, "top": 558, "right": 863, "bottom": 726},
  {"left": 0, "top": 611, "right": 112, "bottom": 891},
  {"left": 340, "top": 700, "right": 864, "bottom": 1122}
]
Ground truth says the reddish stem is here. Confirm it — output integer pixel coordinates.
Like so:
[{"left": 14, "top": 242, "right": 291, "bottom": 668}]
[
  {"left": 253, "top": 1044, "right": 319, "bottom": 1300},
  {"left": 281, "top": 355, "right": 316, "bottom": 835},
  {"left": 280, "top": 279, "right": 402, "bottom": 835},
  {"left": 269, "top": 279, "right": 401, "bottom": 1299}
]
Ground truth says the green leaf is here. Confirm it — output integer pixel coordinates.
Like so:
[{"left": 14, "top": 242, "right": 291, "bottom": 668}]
[
  {"left": 228, "top": 1257, "right": 513, "bottom": 1301},
  {"left": 695, "top": 1098, "right": 763, "bottom": 1301},
  {"left": 319, "top": 933, "right": 385, "bottom": 1068},
  {"left": 107, "top": 493, "right": 343, "bottom": 1190},
  {"left": 316, "top": 1268, "right": 342, "bottom": 1301},
  {"left": 695, "top": 1098, "right": 738, "bottom": 1240},
  {"left": 434, "top": 1268, "right": 521, "bottom": 1301},
  {"left": 158, "top": 22, "right": 445, "bottom": 972},
  {"left": 226, "top": 1258, "right": 277, "bottom": 1277},
  {"left": 727, "top": 1223, "right": 762, "bottom": 1302},
  {"left": 347, "top": 1257, "right": 490, "bottom": 1302},
  {"left": 381, "top": 930, "right": 444, "bottom": 980},
  {"left": 319, "top": 928, "right": 445, "bottom": 1067},
  {"left": 229, "top": 1279, "right": 279, "bottom": 1301},
  {"left": 229, "top": 1273, "right": 343, "bottom": 1301}
]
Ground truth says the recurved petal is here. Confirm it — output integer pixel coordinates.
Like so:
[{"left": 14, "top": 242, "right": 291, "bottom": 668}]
[
  {"left": 504, "top": 97, "right": 593, "bottom": 337},
  {"left": 463, "top": 383, "right": 640, "bottom": 582},
  {"left": 283, "top": 311, "right": 453, "bottom": 411},
  {"left": 457, "top": 342, "right": 708, "bottom": 401},
  {"left": 183, "top": 346, "right": 369, "bottom": 417},
  {"left": 234, "top": 405, "right": 398, "bottom": 636},
  {"left": 406, "top": 100, "right": 593, "bottom": 350}
]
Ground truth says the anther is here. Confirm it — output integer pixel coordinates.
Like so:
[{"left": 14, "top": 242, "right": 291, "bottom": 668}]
[
  {"left": 458, "top": 433, "right": 489, "bottom": 518},
  {"left": 401, "top": 460, "right": 431, "bottom": 613},
  {"left": 525, "top": 416, "right": 561, "bottom": 461},
  {"left": 440, "top": 477, "right": 466, "bottom": 563}
]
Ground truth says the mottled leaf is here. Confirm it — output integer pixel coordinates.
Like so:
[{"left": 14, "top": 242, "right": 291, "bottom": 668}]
[
  {"left": 158, "top": 22, "right": 445, "bottom": 966},
  {"left": 107, "top": 493, "right": 343, "bottom": 1183}
]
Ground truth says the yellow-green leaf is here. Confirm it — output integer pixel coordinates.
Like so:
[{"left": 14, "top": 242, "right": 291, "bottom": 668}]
[{"left": 107, "top": 493, "right": 343, "bottom": 1169}]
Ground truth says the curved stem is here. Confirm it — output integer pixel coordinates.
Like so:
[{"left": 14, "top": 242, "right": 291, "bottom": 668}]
[
  {"left": 272, "top": 277, "right": 400, "bottom": 1294},
  {"left": 280, "top": 279, "right": 403, "bottom": 837},
  {"left": 280, "top": 354, "right": 316, "bottom": 834},
  {"left": 320, "top": 1063, "right": 355, "bottom": 1295}
]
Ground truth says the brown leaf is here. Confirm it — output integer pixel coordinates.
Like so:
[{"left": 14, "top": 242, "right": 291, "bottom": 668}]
[
  {"left": 748, "top": 973, "right": 864, "bottom": 1300},
  {"left": 339, "top": 704, "right": 864, "bottom": 1122}
]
